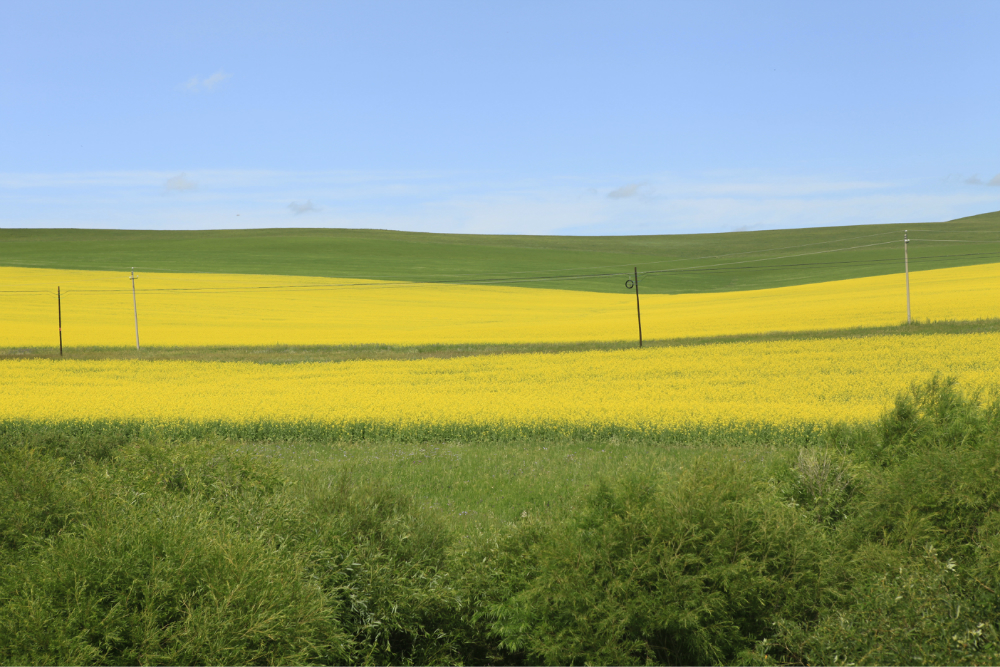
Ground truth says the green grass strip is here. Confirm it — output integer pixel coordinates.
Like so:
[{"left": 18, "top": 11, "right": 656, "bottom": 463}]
[
  {"left": 0, "top": 416, "right": 828, "bottom": 448},
  {"left": 4, "top": 317, "right": 999, "bottom": 363}
]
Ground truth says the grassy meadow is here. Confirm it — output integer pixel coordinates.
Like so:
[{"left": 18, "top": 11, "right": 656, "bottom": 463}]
[
  {"left": 2, "top": 208, "right": 999, "bottom": 293},
  {"left": 3, "top": 216, "right": 1000, "bottom": 665},
  {"left": 6, "top": 378, "right": 1000, "bottom": 665}
]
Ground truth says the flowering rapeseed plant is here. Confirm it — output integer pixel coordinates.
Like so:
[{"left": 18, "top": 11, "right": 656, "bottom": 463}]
[
  {"left": 1, "top": 262, "right": 998, "bottom": 347},
  {"left": 3, "top": 333, "right": 997, "bottom": 430}
]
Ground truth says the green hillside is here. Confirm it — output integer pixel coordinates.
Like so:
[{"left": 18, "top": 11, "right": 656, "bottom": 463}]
[{"left": 1, "top": 210, "right": 998, "bottom": 294}]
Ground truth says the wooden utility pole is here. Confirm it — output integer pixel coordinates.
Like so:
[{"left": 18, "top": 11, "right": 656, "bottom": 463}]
[
  {"left": 130, "top": 269, "right": 140, "bottom": 351},
  {"left": 632, "top": 267, "right": 643, "bottom": 348},
  {"left": 57, "top": 286, "right": 63, "bottom": 357},
  {"left": 904, "top": 231, "right": 911, "bottom": 323}
]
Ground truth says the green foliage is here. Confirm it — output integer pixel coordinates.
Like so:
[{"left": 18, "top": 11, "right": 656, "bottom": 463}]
[
  {"left": 0, "top": 416, "right": 818, "bottom": 453},
  {"left": 298, "top": 476, "right": 468, "bottom": 666},
  {"left": 482, "top": 466, "right": 835, "bottom": 665},
  {"left": 839, "top": 377, "right": 1000, "bottom": 556},
  {"left": 0, "top": 500, "right": 348, "bottom": 665},
  {"left": 769, "top": 544, "right": 1000, "bottom": 665},
  {"left": 0, "top": 436, "right": 348, "bottom": 665},
  {"left": 870, "top": 374, "right": 999, "bottom": 467},
  {"left": 764, "top": 377, "right": 1000, "bottom": 665},
  {"left": 777, "top": 446, "right": 861, "bottom": 526},
  {"left": 454, "top": 521, "right": 544, "bottom": 665},
  {"left": 0, "top": 431, "right": 477, "bottom": 665},
  {"left": 5, "top": 375, "right": 1000, "bottom": 664},
  {"left": 0, "top": 418, "right": 138, "bottom": 464},
  {"left": 847, "top": 444, "right": 1000, "bottom": 555},
  {"left": 0, "top": 447, "right": 84, "bottom": 552}
]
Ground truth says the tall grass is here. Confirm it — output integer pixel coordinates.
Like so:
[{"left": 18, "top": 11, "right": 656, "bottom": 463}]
[
  {"left": 4, "top": 376, "right": 1000, "bottom": 664},
  {"left": 0, "top": 416, "right": 820, "bottom": 450}
]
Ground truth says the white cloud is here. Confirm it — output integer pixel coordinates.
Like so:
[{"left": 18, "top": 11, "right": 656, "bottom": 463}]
[
  {"left": 608, "top": 183, "right": 641, "bottom": 199},
  {"left": 202, "top": 71, "right": 231, "bottom": 90},
  {"left": 179, "top": 71, "right": 231, "bottom": 93},
  {"left": 288, "top": 200, "right": 319, "bottom": 214},
  {"left": 960, "top": 174, "right": 1000, "bottom": 187},
  {"left": 164, "top": 173, "right": 197, "bottom": 192}
]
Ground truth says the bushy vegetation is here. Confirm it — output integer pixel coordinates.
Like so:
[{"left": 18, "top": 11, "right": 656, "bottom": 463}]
[{"left": 3, "top": 376, "right": 1000, "bottom": 665}]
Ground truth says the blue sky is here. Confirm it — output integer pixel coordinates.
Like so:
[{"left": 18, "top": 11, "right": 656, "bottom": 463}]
[{"left": 2, "top": 0, "right": 998, "bottom": 235}]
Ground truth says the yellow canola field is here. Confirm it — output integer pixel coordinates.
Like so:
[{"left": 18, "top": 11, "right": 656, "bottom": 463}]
[
  {"left": 2, "top": 333, "right": 997, "bottom": 429},
  {"left": 2, "top": 263, "right": 999, "bottom": 348}
]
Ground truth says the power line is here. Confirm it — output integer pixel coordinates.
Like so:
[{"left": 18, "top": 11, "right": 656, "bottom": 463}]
[
  {"left": 630, "top": 240, "right": 897, "bottom": 275},
  {"left": 904, "top": 229, "right": 1000, "bottom": 235},
  {"left": 57, "top": 269, "right": 635, "bottom": 294},
  {"left": 47, "top": 248, "right": 1000, "bottom": 295},
  {"left": 115, "top": 236, "right": 998, "bottom": 287},
  {"left": 909, "top": 238, "right": 1000, "bottom": 243},
  {"left": 639, "top": 251, "right": 1000, "bottom": 277},
  {"left": 2, "top": 228, "right": 953, "bottom": 283},
  {"left": 52, "top": 240, "right": 912, "bottom": 292}
]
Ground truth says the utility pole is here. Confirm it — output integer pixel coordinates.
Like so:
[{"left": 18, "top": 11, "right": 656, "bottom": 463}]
[
  {"left": 57, "top": 286, "right": 63, "bottom": 357},
  {"left": 904, "top": 230, "right": 911, "bottom": 324},
  {"left": 130, "top": 268, "right": 140, "bottom": 351},
  {"left": 625, "top": 267, "right": 643, "bottom": 348}
]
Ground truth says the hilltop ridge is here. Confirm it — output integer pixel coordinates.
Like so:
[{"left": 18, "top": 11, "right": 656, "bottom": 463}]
[{"left": 1, "top": 209, "right": 997, "bottom": 294}]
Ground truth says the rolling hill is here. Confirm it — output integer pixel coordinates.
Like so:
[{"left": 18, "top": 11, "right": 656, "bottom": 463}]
[{"left": 1, "top": 209, "right": 997, "bottom": 294}]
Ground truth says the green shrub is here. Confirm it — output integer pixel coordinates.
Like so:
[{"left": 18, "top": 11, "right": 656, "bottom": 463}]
[
  {"left": 484, "top": 461, "right": 836, "bottom": 665},
  {"left": 869, "top": 375, "right": 999, "bottom": 467},
  {"left": 777, "top": 446, "right": 861, "bottom": 526},
  {"left": 832, "top": 378, "right": 1000, "bottom": 559},
  {"left": 0, "top": 420, "right": 141, "bottom": 465},
  {"left": 300, "top": 475, "right": 468, "bottom": 666},
  {"left": 0, "top": 447, "right": 86, "bottom": 553},
  {"left": 764, "top": 376, "right": 1000, "bottom": 665},
  {"left": 455, "top": 517, "right": 547, "bottom": 665},
  {"left": 846, "top": 444, "right": 1000, "bottom": 557},
  {"left": 768, "top": 543, "right": 1000, "bottom": 665},
  {"left": 0, "top": 497, "right": 349, "bottom": 665}
]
